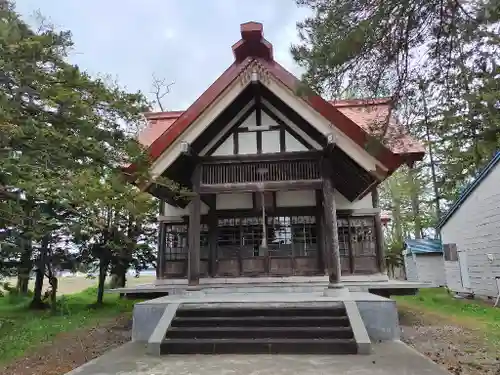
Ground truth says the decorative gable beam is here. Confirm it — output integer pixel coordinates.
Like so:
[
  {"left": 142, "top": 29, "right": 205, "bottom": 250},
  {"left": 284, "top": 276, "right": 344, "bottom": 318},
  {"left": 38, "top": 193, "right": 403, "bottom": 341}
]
[{"left": 258, "top": 73, "right": 389, "bottom": 175}]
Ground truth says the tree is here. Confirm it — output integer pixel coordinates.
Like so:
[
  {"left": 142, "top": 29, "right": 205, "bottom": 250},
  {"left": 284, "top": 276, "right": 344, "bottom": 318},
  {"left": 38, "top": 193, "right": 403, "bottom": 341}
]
[
  {"left": 292, "top": 0, "right": 499, "bottom": 100},
  {"left": 150, "top": 74, "right": 174, "bottom": 111},
  {"left": 72, "top": 172, "right": 156, "bottom": 305},
  {"left": 1, "top": 2, "right": 158, "bottom": 308},
  {"left": 292, "top": 0, "right": 499, "bottom": 241}
]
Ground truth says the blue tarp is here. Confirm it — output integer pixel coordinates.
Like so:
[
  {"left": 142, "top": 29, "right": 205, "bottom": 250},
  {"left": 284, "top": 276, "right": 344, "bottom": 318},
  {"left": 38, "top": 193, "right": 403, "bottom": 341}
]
[{"left": 404, "top": 238, "right": 443, "bottom": 255}]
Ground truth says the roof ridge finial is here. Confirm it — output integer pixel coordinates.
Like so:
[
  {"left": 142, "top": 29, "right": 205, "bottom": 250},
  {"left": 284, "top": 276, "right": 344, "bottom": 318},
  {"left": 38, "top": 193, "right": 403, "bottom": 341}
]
[
  {"left": 232, "top": 22, "right": 273, "bottom": 62},
  {"left": 240, "top": 21, "right": 263, "bottom": 40}
]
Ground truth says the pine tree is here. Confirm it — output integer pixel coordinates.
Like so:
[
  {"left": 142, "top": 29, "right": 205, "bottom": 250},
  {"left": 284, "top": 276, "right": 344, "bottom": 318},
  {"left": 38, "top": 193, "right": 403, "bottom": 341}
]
[
  {"left": 292, "top": 0, "right": 499, "bottom": 228},
  {"left": 1, "top": 2, "right": 157, "bottom": 308}
]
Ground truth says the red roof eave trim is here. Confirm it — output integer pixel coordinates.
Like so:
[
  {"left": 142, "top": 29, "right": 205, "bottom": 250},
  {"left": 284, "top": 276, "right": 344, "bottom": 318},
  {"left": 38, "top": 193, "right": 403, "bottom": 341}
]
[
  {"left": 147, "top": 57, "right": 253, "bottom": 163},
  {"left": 144, "top": 110, "right": 185, "bottom": 120},
  {"left": 329, "top": 97, "right": 392, "bottom": 107},
  {"left": 259, "top": 59, "right": 409, "bottom": 171}
]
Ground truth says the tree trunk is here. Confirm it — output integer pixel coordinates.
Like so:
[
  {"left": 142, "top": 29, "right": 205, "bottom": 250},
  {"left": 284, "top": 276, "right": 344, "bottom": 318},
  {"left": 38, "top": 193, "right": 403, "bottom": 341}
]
[
  {"left": 116, "top": 270, "right": 126, "bottom": 288},
  {"left": 48, "top": 275, "right": 58, "bottom": 314},
  {"left": 425, "top": 123, "right": 441, "bottom": 223},
  {"left": 115, "top": 263, "right": 127, "bottom": 288},
  {"left": 421, "top": 85, "right": 441, "bottom": 233},
  {"left": 29, "top": 269, "right": 47, "bottom": 309},
  {"left": 390, "top": 181, "right": 404, "bottom": 245},
  {"left": 109, "top": 269, "right": 126, "bottom": 289},
  {"left": 408, "top": 165, "right": 422, "bottom": 239},
  {"left": 30, "top": 234, "right": 49, "bottom": 309},
  {"left": 17, "top": 200, "right": 35, "bottom": 294},
  {"left": 17, "top": 245, "right": 31, "bottom": 294},
  {"left": 96, "top": 259, "right": 109, "bottom": 305},
  {"left": 16, "top": 274, "right": 29, "bottom": 294}
]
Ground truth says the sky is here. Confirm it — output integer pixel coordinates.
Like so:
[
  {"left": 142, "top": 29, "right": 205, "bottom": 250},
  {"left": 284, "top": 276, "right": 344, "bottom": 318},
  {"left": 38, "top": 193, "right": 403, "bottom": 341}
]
[{"left": 14, "top": 0, "right": 311, "bottom": 111}]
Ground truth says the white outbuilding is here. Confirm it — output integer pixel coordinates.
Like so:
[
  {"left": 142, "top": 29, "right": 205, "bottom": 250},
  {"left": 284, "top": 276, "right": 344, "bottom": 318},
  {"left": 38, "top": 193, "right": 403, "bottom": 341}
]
[
  {"left": 437, "top": 153, "right": 500, "bottom": 300},
  {"left": 403, "top": 238, "right": 445, "bottom": 286}
]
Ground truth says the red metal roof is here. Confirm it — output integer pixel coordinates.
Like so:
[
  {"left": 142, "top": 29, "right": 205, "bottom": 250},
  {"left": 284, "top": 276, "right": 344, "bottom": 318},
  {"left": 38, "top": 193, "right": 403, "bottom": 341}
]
[
  {"left": 132, "top": 22, "right": 424, "bottom": 174},
  {"left": 138, "top": 111, "right": 184, "bottom": 147},
  {"left": 331, "top": 100, "right": 425, "bottom": 156}
]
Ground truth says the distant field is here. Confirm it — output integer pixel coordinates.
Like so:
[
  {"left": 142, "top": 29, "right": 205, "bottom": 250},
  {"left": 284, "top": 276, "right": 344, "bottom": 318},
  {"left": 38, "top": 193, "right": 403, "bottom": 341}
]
[{"left": 2, "top": 274, "right": 156, "bottom": 295}]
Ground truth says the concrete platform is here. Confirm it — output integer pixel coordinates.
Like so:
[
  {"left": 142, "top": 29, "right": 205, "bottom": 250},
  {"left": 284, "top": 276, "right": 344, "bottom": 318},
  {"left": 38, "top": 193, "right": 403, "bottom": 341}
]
[
  {"left": 109, "top": 275, "right": 433, "bottom": 297},
  {"left": 65, "top": 341, "right": 451, "bottom": 375},
  {"left": 132, "top": 291, "right": 400, "bottom": 345}
]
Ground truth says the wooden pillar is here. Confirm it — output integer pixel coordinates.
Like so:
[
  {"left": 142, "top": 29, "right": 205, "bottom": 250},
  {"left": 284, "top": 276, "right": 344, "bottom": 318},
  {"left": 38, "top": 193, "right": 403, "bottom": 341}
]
[
  {"left": 188, "top": 165, "right": 201, "bottom": 287},
  {"left": 371, "top": 187, "right": 387, "bottom": 274},
  {"left": 321, "top": 157, "right": 342, "bottom": 285},
  {"left": 207, "top": 194, "right": 218, "bottom": 278},
  {"left": 156, "top": 199, "right": 167, "bottom": 279},
  {"left": 315, "top": 189, "right": 325, "bottom": 274}
]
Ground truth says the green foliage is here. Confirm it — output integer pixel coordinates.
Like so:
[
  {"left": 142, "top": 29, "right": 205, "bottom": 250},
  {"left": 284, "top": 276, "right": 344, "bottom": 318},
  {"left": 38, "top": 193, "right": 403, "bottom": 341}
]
[
  {"left": 0, "top": 2, "right": 160, "bottom": 305},
  {"left": 293, "top": 0, "right": 500, "bottom": 234},
  {"left": 385, "top": 238, "right": 405, "bottom": 277},
  {"left": 0, "top": 286, "right": 138, "bottom": 364}
]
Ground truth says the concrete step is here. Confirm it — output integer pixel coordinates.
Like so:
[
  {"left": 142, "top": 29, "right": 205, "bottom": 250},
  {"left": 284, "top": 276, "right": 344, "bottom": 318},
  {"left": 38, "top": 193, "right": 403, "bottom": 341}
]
[
  {"left": 171, "top": 315, "right": 351, "bottom": 327},
  {"left": 175, "top": 306, "right": 347, "bottom": 318},
  {"left": 167, "top": 326, "right": 354, "bottom": 339},
  {"left": 160, "top": 338, "right": 358, "bottom": 354}
]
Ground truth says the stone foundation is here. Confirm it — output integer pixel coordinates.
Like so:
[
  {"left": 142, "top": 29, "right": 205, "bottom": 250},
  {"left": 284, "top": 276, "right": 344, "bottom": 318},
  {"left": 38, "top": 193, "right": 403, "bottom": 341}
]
[{"left": 132, "top": 290, "right": 400, "bottom": 345}]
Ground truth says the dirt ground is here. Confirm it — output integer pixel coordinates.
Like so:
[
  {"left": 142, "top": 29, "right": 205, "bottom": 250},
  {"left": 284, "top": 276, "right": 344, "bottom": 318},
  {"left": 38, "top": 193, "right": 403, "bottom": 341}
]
[
  {"left": 399, "top": 308, "right": 500, "bottom": 375},
  {"left": 0, "top": 315, "right": 132, "bottom": 375},
  {"left": 2, "top": 298, "right": 499, "bottom": 375},
  {"left": 4, "top": 275, "right": 155, "bottom": 295}
]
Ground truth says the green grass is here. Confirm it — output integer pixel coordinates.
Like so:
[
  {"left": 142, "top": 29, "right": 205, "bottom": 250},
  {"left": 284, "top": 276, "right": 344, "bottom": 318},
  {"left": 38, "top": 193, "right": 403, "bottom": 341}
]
[
  {"left": 395, "top": 288, "right": 500, "bottom": 348},
  {"left": 0, "top": 287, "right": 137, "bottom": 365}
]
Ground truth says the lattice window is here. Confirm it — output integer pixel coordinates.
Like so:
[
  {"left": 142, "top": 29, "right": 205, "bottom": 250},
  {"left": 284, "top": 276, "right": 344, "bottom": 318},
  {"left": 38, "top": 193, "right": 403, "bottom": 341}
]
[
  {"left": 350, "top": 217, "right": 376, "bottom": 256},
  {"left": 241, "top": 217, "right": 263, "bottom": 257},
  {"left": 165, "top": 223, "right": 210, "bottom": 260},
  {"left": 217, "top": 218, "right": 241, "bottom": 259},
  {"left": 290, "top": 215, "right": 317, "bottom": 257},
  {"left": 200, "top": 223, "right": 209, "bottom": 259},
  {"left": 165, "top": 224, "right": 188, "bottom": 260},
  {"left": 267, "top": 216, "right": 293, "bottom": 257},
  {"left": 337, "top": 217, "right": 350, "bottom": 257},
  {"left": 267, "top": 215, "right": 317, "bottom": 257},
  {"left": 214, "top": 215, "right": 318, "bottom": 259}
]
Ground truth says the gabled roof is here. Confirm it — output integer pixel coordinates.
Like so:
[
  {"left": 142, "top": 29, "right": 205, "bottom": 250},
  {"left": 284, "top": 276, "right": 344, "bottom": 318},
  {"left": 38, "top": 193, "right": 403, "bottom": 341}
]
[
  {"left": 129, "top": 22, "right": 424, "bottom": 175},
  {"left": 330, "top": 99, "right": 423, "bottom": 156},
  {"left": 404, "top": 239, "right": 443, "bottom": 254},
  {"left": 140, "top": 98, "right": 424, "bottom": 157},
  {"left": 437, "top": 152, "right": 500, "bottom": 229},
  {"left": 138, "top": 111, "right": 184, "bottom": 147}
]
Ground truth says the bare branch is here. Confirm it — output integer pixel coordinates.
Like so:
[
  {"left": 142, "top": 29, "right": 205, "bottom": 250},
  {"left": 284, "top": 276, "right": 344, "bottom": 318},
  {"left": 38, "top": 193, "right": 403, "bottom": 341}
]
[{"left": 150, "top": 74, "right": 174, "bottom": 112}]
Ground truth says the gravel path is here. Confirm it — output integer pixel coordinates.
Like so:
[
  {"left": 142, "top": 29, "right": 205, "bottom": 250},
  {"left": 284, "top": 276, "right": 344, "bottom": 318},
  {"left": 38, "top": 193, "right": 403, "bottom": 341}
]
[{"left": 399, "top": 308, "right": 500, "bottom": 375}]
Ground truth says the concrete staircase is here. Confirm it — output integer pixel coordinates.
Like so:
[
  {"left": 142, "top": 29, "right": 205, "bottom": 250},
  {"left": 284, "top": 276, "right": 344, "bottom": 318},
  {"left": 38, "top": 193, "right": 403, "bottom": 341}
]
[{"left": 160, "top": 303, "right": 360, "bottom": 354}]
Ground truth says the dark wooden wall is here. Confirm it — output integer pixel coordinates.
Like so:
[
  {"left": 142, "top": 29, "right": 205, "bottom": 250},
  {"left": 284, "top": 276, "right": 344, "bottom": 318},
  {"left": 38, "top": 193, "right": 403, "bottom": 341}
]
[{"left": 158, "top": 208, "right": 380, "bottom": 279}]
